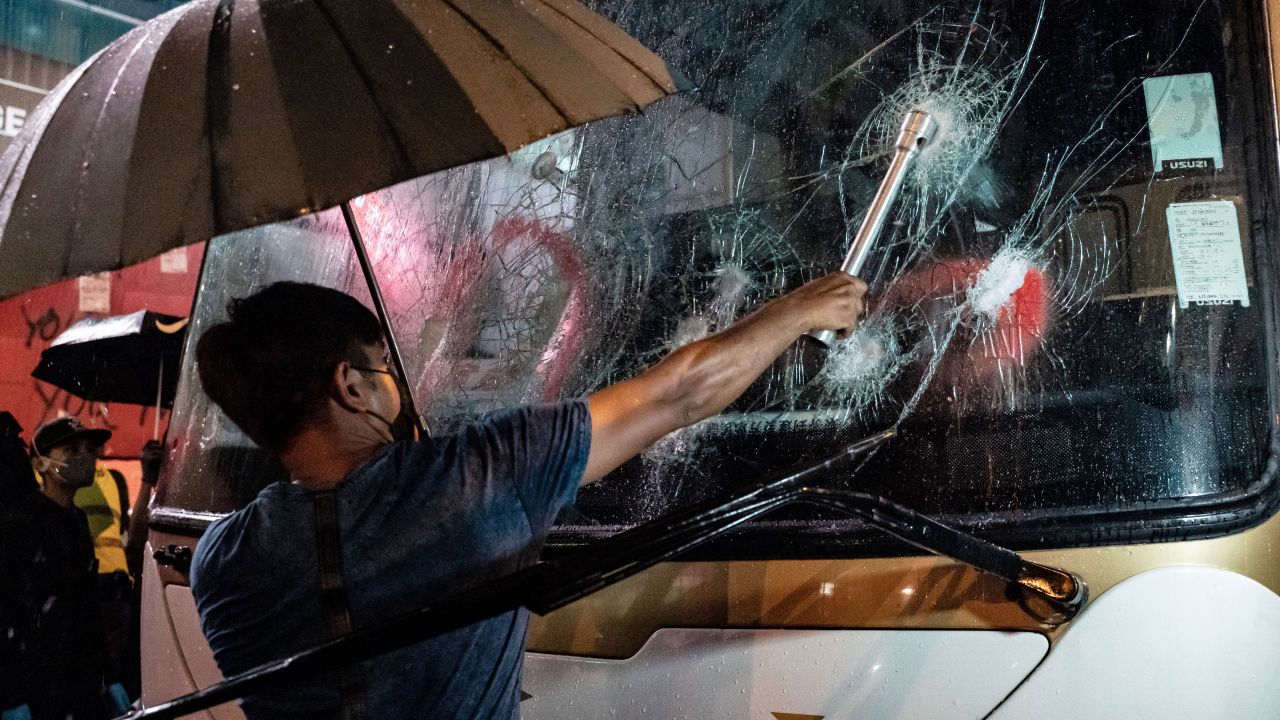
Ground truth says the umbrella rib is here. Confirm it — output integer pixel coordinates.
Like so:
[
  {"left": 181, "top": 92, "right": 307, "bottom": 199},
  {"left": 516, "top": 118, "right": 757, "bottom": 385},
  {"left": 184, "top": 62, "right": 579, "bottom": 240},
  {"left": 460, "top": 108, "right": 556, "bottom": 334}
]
[
  {"left": 117, "top": 1, "right": 204, "bottom": 256},
  {"left": 205, "top": 0, "right": 234, "bottom": 231},
  {"left": 531, "top": 0, "right": 672, "bottom": 96},
  {"left": 436, "top": 0, "right": 573, "bottom": 126},
  {"left": 0, "top": 46, "right": 100, "bottom": 236},
  {"left": 0, "top": 51, "right": 102, "bottom": 290},
  {"left": 72, "top": 26, "right": 155, "bottom": 273},
  {"left": 307, "top": 0, "right": 428, "bottom": 177}
]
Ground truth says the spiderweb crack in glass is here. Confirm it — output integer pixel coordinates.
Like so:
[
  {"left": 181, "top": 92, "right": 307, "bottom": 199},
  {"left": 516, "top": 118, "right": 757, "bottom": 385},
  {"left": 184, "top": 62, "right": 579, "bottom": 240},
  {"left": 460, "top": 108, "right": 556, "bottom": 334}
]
[
  {"left": 758, "top": 5, "right": 1054, "bottom": 427},
  {"left": 969, "top": 246, "right": 1034, "bottom": 318}
]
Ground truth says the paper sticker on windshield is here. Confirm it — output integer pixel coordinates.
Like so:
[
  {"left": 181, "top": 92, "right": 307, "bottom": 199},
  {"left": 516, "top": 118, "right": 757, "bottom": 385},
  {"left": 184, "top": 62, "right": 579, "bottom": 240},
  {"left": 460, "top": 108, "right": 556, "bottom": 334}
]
[
  {"left": 1166, "top": 201, "right": 1248, "bottom": 308},
  {"left": 1144, "top": 73, "right": 1223, "bottom": 173}
]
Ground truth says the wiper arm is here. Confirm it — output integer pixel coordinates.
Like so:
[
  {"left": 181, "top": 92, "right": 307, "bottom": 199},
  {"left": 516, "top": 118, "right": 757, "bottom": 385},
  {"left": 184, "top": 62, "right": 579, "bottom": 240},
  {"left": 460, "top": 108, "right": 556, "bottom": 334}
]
[
  {"left": 124, "top": 429, "right": 1086, "bottom": 720},
  {"left": 788, "top": 486, "right": 1086, "bottom": 625},
  {"left": 533, "top": 429, "right": 1085, "bottom": 623}
]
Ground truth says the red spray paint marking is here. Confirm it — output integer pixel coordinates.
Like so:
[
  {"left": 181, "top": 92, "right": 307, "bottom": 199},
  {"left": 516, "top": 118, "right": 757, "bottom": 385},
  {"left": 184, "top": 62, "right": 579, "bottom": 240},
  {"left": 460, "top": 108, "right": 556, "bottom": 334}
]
[
  {"left": 885, "top": 257, "right": 1050, "bottom": 383},
  {"left": 490, "top": 217, "right": 588, "bottom": 401},
  {"left": 352, "top": 194, "right": 589, "bottom": 404}
]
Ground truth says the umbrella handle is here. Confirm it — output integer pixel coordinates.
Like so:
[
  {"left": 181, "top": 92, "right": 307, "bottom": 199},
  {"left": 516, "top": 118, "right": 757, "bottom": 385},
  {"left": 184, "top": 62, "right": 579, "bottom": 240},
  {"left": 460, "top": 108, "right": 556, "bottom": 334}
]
[
  {"left": 153, "top": 356, "right": 163, "bottom": 441},
  {"left": 342, "top": 201, "right": 429, "bottom": 437}
]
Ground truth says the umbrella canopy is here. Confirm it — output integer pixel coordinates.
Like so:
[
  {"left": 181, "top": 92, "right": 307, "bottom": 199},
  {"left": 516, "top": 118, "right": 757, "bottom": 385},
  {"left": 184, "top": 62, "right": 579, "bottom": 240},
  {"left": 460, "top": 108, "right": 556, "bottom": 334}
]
[
  {"left": 0, "top": 0, "right": 688, "bottom": 299},
  {"left": 32, "top": 310, "right": 189, "bottom": 407}
]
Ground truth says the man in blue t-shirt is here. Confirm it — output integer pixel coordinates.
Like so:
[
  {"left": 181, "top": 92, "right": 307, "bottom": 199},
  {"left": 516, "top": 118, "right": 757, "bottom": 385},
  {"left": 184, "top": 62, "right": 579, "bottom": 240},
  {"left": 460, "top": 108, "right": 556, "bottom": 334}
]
[{"left": 189, "top": 274, "right": 866, "bottom": 719}]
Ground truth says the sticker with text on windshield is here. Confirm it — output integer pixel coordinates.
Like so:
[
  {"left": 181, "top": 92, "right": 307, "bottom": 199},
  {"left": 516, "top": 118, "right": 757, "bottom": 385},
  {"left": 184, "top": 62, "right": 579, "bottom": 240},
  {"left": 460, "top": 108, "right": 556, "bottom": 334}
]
[
  {"left": 1143, "top": 73, "right": 1223, "bottom": 173},
  {"left": 1166, "top": 201, "right": 1249, "bottom": 309}
]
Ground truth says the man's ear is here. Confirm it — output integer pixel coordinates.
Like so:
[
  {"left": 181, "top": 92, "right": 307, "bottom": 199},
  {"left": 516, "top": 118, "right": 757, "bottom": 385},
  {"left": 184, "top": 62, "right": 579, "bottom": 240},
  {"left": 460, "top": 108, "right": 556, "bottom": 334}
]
[{"left": 331, "top": 361, "right": 372, "bottom": 413}]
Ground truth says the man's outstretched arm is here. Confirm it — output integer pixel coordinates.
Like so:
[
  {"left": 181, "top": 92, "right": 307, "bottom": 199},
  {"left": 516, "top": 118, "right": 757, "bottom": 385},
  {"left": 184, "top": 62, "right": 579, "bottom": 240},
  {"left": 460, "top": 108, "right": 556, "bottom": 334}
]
[{"left": 582, "top": 272, "right": 867, "bottom": 484}]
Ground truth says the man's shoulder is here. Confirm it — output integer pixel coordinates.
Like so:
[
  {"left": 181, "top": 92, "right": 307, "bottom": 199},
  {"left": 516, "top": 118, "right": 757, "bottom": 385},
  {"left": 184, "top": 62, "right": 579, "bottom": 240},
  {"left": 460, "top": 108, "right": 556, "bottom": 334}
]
[
  {"left": 190, "top": 499, "right": 274, "bottom": 596},
  {"left": 190, "top": 511, "right": 241, "bottom": 582}
]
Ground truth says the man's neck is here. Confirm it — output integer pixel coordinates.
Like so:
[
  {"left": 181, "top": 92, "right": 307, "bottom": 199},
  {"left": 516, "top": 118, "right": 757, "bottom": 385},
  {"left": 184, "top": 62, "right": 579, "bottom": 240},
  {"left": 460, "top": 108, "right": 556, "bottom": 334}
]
[{"left": 280, "top": 428, "right": 385, "bottom": 491}]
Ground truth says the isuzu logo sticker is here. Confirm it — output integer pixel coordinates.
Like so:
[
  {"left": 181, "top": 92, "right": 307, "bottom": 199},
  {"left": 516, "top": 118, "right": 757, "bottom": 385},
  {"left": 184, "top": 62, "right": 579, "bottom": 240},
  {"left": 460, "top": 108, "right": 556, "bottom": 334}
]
[{"left": 1143, "top": 73, "right": 1224, "bottom": 174}]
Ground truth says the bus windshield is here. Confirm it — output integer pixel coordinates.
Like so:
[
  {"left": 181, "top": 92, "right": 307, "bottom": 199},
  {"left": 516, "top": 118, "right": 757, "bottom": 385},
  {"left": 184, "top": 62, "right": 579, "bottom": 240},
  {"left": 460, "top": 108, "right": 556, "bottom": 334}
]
[{"left": 157, "top": 0, "right": 1280, "bottom": 556}]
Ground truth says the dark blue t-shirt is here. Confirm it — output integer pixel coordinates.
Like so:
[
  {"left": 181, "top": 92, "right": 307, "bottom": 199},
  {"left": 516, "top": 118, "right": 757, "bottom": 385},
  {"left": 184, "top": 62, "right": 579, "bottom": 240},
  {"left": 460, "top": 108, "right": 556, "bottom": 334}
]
[{"left": 189, "top": 401, "right": 591, "bottom": 719}]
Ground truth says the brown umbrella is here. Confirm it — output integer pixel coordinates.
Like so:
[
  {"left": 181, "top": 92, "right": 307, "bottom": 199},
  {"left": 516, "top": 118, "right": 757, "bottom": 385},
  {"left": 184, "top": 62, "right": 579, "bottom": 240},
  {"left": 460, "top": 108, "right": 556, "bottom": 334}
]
[{"left": 0, "top": 0, "right": 688, "bottom": 428}]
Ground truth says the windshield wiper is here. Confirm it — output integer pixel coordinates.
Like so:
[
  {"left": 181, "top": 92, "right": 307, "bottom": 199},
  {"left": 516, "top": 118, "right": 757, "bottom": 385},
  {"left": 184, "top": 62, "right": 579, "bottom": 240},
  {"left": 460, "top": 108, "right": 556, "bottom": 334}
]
[{"left": 125, "top": 429, "right": 1086, "bottom": 720}]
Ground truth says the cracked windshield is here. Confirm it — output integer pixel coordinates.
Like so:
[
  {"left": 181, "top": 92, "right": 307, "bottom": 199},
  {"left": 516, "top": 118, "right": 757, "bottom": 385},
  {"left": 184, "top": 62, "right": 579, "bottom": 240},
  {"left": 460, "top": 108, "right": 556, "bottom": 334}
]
[{"left": 162, "top": 0, "right": 1275, "bottom": 551}]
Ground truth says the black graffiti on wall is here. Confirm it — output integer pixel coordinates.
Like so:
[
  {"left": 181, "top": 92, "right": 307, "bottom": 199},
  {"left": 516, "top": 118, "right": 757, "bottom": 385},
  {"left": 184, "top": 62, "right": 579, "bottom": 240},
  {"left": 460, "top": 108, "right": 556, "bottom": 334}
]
[{"left": 21, "top": 306, "right": 62, "bottom": 348}]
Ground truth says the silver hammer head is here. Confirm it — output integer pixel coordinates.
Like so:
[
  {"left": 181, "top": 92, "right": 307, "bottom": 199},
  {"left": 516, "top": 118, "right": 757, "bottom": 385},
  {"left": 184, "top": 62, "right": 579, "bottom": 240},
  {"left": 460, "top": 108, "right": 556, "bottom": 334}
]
[{"left": 893, "top": 109, "right": 940, "bottom": 153}]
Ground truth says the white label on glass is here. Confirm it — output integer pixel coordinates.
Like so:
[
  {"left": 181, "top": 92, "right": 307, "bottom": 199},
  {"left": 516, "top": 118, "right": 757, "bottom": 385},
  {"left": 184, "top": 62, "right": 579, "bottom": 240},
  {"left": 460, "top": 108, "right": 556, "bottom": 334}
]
[
  {"left": 1143, "top": 73, "right": 1224, "bottom": 173},
  {"left": 1166, "top": 201, "right": 1249, "bottom": 308}
]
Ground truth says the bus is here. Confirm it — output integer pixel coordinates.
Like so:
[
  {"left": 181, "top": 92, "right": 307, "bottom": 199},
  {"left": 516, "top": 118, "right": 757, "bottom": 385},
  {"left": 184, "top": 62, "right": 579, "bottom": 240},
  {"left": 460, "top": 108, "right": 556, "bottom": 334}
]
[{"left": 140, "top": 0, "right": 1280, "bottom": 716}]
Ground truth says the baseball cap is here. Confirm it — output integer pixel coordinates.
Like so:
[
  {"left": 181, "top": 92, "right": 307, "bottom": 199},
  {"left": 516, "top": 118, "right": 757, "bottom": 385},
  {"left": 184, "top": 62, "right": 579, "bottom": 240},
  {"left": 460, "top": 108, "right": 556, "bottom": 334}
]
[{"left": 32, "top": 417, "right": 111, "bottom": 456}]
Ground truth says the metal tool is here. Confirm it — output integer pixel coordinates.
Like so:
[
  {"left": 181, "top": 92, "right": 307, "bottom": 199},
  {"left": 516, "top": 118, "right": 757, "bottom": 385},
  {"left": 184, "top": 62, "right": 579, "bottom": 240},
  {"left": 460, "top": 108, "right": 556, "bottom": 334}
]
[{"left": 810, "top": 108, "right": 940, "bottom": 346}]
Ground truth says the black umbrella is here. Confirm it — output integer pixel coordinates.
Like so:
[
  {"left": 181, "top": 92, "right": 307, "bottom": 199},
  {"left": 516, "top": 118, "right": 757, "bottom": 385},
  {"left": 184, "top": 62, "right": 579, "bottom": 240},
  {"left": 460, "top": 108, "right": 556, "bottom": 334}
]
[
  {"left": 32, "top": 311, "right": 188, "bottom": 437},
  {"left": 0, "top": 0, "right": 687, "bottom": 432}
]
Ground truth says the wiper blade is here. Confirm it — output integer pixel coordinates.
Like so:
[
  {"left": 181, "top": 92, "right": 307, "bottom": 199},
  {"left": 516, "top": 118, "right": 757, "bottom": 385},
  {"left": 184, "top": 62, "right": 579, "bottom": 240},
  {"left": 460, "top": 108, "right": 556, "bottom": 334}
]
[
  {"left": 788, "top": 486, "right": 1087, "bottom": 625},
  {"left": 123, "top": 428, "right": 1085, "bottom": 720},
  {"left": 533, "top": 428, "right": 1085, "bottom": 622}
]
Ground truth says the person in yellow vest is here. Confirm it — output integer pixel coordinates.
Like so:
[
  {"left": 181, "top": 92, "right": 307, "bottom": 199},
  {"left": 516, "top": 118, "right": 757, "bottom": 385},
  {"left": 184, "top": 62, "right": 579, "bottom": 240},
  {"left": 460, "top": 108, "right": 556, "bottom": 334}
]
[{"left": 31, "top": 417, "right": 136, "bottom": 703}]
